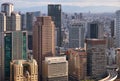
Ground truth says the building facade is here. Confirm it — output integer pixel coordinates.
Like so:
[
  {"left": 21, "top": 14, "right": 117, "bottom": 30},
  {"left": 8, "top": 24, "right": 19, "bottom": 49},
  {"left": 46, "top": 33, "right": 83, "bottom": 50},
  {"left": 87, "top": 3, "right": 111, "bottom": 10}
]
[
  {"left": 4, "top": 31, "right": 28, "bottom": 81},
  {"left": 43, "top": 56, "right": 68, "bottom": 81},
  {"left": 1, "top": 3, "right": 14, "bottom": 16},
  {"left": 69, "top": 21, "right": 85, "bottom": 48},
  {"left": 48, "top": 4, "right": 62, "bottom": 47},
  {"left": 33, "top": 16, "right": 55, "bottom": 81},
  {"left": 87, "top": 21, "right": 104, "bottom": 39},
  {"left": 10, "top": 59, "right": 38, "bottom": 81},
  {"left": 0, "top": 3, "right": 22, "bottom": 81},
  {"left": 86, "top": 39, "right": 107, "bottom": 79},
  {"left": 115, "top": 10, "right": 120, "bottom": 47},
  {"left": 0, "top": 33, "right": 4, "bottom": 81},
  {"left": 26, "top": 11, "right": 41, "bottom": 50},
  {"left": 67, "top": 48, "right": 87, "bottom": 81}
]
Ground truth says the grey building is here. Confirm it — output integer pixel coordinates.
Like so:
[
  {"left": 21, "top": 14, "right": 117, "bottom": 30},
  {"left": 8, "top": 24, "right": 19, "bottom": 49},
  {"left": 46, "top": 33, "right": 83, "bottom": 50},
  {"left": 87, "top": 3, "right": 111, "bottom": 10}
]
[
  {"left": 86, "top": 39, "right": 107, "bottom": 80},
  {"left": 87, "top": 21, "right": 104, "bottom": 39},
  {"left": 69, "top": 21, "right": 85, "bottom": 48}
]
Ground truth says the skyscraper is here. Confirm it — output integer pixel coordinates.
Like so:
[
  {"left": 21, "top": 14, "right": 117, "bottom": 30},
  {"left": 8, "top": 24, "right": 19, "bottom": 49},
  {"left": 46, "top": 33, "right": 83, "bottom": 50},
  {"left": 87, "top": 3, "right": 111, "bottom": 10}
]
[
  {"left": 33, "top": 16, "right": 55, "bottom": 81},
  {"left": 4, "top": 31, "right": 28, "bottom": 81},
  {"left": 87, "top": 21, "right": 104, "bottom": 39},
  {"left": 10, "top": 59, "right": 38, "bottom": 81},
  {"left": 48, "top": 4, "right": 62, "bottom": 47},
  {"left": 26, "top": 11, "right": 41, "bottom": 50},
  {"left": 69, "top": 21, "right": 85, "bottom": 48},
  {"left": 43, "top": 56, "right": 68, "bottom": 81},
  {"left": 115, "top": 10, "right": 120, "bottom": 47},
  {"left": 0, "top": 12, "right": 6, "bottom": 32},
  {"left": 0, "top": 3, "right": 21, "bottom": 32},
  {"left": 0, "top": 3, "right": 22, "bottom": 81},
  {"left": 86, "top": 39, "right": 107, "bottom": 80},
  {"left": 0, "top": 32, "right": 4, "bottom": 81},
  {"left": 1, "top": 3, "right": 14, "bottom": 16}
]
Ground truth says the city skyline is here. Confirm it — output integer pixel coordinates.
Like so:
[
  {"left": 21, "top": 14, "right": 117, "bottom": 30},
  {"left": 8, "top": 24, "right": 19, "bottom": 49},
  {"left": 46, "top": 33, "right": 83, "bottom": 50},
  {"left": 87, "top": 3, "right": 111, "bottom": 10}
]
[{"left": 0, "top": 0, "right": 119, "bottom": 13}]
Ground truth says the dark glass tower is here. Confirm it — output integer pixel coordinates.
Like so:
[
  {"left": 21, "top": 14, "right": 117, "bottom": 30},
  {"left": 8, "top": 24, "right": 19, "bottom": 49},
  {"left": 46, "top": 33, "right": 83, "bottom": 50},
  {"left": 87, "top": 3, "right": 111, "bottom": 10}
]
[
  {"left": 90, "top": 23, "right": 98, "bottom": 38},
  {"left": 48, "top": 4, "right": 62, "bottom": 47},
  {"left": 4, "top": 33, "right": 12, "bottom": 81}
]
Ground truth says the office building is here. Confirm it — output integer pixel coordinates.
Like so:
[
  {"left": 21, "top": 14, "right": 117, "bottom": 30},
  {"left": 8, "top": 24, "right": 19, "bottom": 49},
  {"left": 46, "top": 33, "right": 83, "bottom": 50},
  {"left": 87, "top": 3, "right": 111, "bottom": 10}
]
[
  {"left": 4, "top": 31, "right": 28, "bottom": 81},
  {"left": 33, "top": 16, "right": 55, "bottom": 81},
  {"left": 86, "top": 39, "right": 107, "bottom": 79},
  {"left": 0, "top": 12, "right": 6, "bottom": 32},
  {"left": 110, "top": 20, "right": 115, "bottom": 37},
  {"left": 10, "top": 58, "right": 38, "bottom": 81},
  {"left": 26, "top": 11, "right": 41, "bottom": 50},
  {"left": 67, "top": 48, "right": 87, "bottom": 80},
  {"left": 9, "top": 12, "right": 21, "bottom": 31},
  {"left": 0, "top": 3, "right": 22, "bottom": 81},
  {"left": 87, "top": 21, "right": 104, "bottom": 39},
  {"left": 0, "top": 3, "right": 21, "bottom": 32},
  {"left": 69, "top": 21, "right": 85, "bottom": 48},
  {"left": 21, "top": 14, "right": 26, "bottom": 30},
  {"left": 43, "top": 56, "right": 68, "bottom": 81},
  {"left": 115, "top": 10, "right": 120, "bottom": 47},
  {"left": 0, "top": 33, "right": 4, "bottom": 81},
  {"left": 116, "top": 48, "right": 120, "bottom": 70},
  {"left": 1, "top": 3, "right": 14, "bottom": 16},
  {"left": 48, "top": 4, "right": 62, "bottom": 47}
]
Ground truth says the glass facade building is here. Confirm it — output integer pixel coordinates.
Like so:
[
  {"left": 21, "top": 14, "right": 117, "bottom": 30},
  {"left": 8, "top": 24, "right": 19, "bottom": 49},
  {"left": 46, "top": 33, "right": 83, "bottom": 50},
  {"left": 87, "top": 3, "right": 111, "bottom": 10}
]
[
  {"left": 4, "top": 33, "right": 12, "bottom": 80},
  {"left": 48, "top": 4, "right": 62, "bottom": 47},
  {"left": 4, "top": 31, "right": 27, "bottom": 81}
]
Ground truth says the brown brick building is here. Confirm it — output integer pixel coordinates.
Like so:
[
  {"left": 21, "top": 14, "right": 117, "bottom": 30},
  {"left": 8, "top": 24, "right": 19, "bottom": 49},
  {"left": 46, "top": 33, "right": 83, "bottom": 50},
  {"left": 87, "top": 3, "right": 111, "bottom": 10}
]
[{"left": 67, "top": 48, "right": 87, "bottom": 80}]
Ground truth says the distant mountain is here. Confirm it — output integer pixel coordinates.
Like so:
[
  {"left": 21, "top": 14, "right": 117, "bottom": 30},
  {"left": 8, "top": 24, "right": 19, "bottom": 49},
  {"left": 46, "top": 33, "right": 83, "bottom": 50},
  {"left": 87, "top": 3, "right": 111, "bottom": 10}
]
[{"left": 15, "top": 5, "right": 119, "bottom": 13}]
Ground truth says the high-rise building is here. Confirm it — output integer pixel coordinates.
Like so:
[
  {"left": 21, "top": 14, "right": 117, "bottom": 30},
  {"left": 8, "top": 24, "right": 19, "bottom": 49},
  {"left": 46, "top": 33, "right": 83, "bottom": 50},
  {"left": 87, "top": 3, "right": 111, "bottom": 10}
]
[
  {"left": 48, "top": 4, "right": 62, "bottom": 47},
  {"left": 0, "top": 3, "right": 22, "bottom": 81},
  {"left": 67, "top": 48, "right": 87, "bottom": 81},
  {"left": 0, "top": 12, "right": 6, "bottom": 32},
  {"left": 116, "top": 48, "right": 120, "bottom": 71},
  {"left": 21, "top": 14, "right": 26, "bottom": 30},
  {"left": 33, "top": 16, "right": 55, "bottom": 81},
  {"left": 0, "top": 33, "right": 4, "bottom": 81},
  {"left": 0, "top": 3, "right": 21, "bottom": 32},
  {"left": 115, "top": 10, "right": 120, "bottom": 47},
  {"left": 87, "top": 21, "right": 104, "bottom": 39},
  {"left": 4, "top": 31, "right": 28, "bottom": 80},
  {"left": 26, "top": 11, "right": 41, "bottom": 50},
  {"left": 86, "top": 39, "right": 107, "bottom": 79},
  {"left": 69, "top": 21, "right": 85, "bottom": 48},
  {"left": 42, "top": 56, "right": 68, "bottom": 81},
  {"left": 110, "top": 20, "right": 115, "bottom": 37},
  {"left": 1, "top": 3, "right": 14, "bottom": 16},
  {"left": 10, "top": 59, "right": 38, "bottom": 81},
  {"left": 26, "top": 12, "right": 34, "bottom": 31}
]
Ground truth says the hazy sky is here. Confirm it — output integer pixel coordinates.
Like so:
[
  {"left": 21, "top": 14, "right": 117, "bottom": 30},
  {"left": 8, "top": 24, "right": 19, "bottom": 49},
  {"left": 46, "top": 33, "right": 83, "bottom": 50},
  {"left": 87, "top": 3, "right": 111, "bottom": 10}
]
[{"left": 0, "top": 0, "right": 120, "bottom": 13}]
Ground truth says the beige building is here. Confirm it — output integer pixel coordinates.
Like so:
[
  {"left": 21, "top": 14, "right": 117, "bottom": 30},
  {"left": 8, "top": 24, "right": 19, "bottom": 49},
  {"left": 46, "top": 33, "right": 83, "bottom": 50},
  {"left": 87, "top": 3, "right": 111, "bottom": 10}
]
[
  {"left": 67, "top": 48, "right": 87, "bottom": 80},
  {"left": 33, "top": 16, "right": 55, "bottom": 81},
  {"left": 10, "top": 59, "right": 38, "bottom": 81},
  {"left": 43, "top": 56, "right": 68, "bottom": 81}
]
